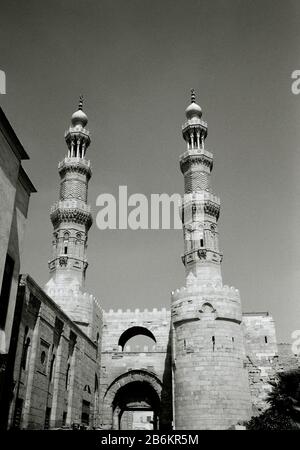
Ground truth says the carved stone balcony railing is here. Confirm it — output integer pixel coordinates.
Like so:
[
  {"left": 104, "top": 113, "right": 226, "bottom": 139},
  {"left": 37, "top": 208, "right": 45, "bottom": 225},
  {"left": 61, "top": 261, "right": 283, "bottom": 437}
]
[
  {"left": 51, "top": 199, "right": 91, "bottom": 213},
  {"left": 59, "top": 157, "right": 91, "bottom": 168},
  {"left": 180, "top": 147, "right": 213, "bottom": 161},
  {"left": 182, "top": 118, "right": 208, "bottom": 130},
  {"left": 182, "top": 191, "right": 220, "bottom": 206},
  {"left": 58, "top": 157, "right": 92, "bottom": 178},
  {"left": 50, "top": 200, "right": 92, "bottom": 228}
]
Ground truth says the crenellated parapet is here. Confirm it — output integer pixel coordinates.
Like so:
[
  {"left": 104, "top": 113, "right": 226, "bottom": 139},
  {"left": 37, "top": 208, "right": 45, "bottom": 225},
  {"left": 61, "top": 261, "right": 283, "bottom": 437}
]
[
  {"left": 102, "top": 307, "right": 171, "bottom": 353},
  {"left": 172, "top": 282, "right": 240, "bottom": 302},
  {"left": 171, "top": 283, "right": 242, "bottom": 327},
  {"left": 104, "top": 307, "right": 170, "bottom": 318},
  {"left": 46, "top": 276, "right": 103, "bottom": 341}
]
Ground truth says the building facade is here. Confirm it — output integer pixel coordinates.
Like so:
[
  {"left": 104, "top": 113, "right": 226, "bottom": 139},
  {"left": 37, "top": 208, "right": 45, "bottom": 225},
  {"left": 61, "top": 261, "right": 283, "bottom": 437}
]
[
  {"left": 0, "top": 107, "right": 36, "bottom": 429},
  {"left": 4, "top": 94, "right": 299, "bottom": 430}
]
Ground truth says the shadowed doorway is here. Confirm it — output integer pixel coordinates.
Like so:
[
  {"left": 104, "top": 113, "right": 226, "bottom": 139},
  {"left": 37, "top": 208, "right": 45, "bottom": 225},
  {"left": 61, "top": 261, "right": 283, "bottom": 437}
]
[{"left": 112, "top": 381, "right": 160, "bottom": 430}]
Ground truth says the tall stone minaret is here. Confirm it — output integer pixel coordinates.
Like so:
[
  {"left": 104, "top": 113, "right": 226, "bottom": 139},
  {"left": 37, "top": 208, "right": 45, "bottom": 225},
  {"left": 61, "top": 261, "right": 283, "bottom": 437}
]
[
  {"left": 45, "top": 98, "right": 102, "bottom": 340},
  {"left": 171, "top": 91, "right": 251, "bottom": 430}
]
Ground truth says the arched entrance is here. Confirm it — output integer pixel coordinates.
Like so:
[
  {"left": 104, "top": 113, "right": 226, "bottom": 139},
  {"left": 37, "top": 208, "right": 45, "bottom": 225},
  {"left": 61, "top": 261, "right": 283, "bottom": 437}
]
[{"left": 103, "top": 370, "right": 162, "bottom": 430}]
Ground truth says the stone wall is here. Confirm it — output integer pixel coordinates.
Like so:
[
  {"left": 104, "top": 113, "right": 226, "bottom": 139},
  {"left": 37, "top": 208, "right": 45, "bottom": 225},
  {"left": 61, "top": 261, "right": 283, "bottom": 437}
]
[
  {"left": 172, "top": 283, "right": 251, "bottom": 430},
  {"left": 7, "top": 275, "right": 101, "bottom": 429},
  {"left": 99, "top": 308, "right": 172, "bottom": 429},
  {"left": 242, "top": 312, "right": 278, "bottom": 414},
  {"left": 0, "top": 109, "right": 35, "bottom": 355},
  {"left": 242, "top": 313, "right": 300, "bottom": 415},
  {"left": 0, "top": 108, "right": 35, "bottom": 430}
]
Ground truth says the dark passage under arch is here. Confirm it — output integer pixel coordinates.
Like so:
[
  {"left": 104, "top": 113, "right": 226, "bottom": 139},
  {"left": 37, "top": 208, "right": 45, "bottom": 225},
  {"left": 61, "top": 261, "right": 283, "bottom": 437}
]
[{"left": 118, "top": 326, "right": 156, "bottom": 351}]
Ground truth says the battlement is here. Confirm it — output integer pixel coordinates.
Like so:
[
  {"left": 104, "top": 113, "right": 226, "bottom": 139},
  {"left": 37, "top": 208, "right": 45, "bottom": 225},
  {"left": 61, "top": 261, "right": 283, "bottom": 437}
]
[
  {"left": 46, "top": 284, "right": 103, "bottom": 311},
  {"left": 171, "top": 283, "right": 240, "bottom": 303},
  {"left": 104, "top": 307, "right": 170, "bottom": 320}
]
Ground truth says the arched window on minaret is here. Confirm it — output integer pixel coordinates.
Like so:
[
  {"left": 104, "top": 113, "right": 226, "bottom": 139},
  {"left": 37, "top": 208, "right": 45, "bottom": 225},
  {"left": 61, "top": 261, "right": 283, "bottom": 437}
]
[
  {"left": 63, "top": 232, "right": 70, "bottom": 255},
  {"left": 75, "top": 233, "right": 82, "bottom": 257}
]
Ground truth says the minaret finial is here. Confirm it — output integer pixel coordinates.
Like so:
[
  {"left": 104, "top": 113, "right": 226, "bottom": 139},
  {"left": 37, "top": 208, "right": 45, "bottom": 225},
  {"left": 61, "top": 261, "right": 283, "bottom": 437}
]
[
  {"left": 78, "top": 95, "right": 83, "bottom": 110},
  {"left": 191, "top": 88, "right": 196, "bottom": 103}
]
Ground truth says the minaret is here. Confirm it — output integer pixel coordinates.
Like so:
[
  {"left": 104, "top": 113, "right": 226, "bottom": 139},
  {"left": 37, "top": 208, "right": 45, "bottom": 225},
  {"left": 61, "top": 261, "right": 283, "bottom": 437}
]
[
  {"left": 47, "top": 96, "right": 92, "bottom": 287},
  {"left": 180, "top": 89, "right": 222, "bottom": 284},
  {"left": 171, "top": 91, "right": 251, "bottom": 429},
  {"left": 45, "top": 98, "right": 102, "bottom": 340}
]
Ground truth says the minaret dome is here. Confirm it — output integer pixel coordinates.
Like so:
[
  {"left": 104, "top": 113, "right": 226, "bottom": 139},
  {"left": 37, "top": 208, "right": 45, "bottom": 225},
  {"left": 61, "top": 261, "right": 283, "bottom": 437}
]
[
  {"left": 185, "top": 88, "right": 202, "bottom": 119},
  {"left": 71, "top": 95, "right": 88, "bottom": 128}
]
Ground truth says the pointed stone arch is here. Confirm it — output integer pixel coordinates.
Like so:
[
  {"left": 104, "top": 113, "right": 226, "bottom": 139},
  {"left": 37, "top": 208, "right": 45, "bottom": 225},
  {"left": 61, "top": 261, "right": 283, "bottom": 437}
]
[
  {"left": 118, "top": 326, "right": 156, "bottom": 351},
  {"left": 102, "top": 370, "right": 163, "bottom": 429}
]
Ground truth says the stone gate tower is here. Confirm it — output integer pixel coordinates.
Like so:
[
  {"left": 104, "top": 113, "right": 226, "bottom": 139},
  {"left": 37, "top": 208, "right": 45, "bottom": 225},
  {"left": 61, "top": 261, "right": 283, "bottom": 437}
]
[
  {"left": 171, "top": 91, "right": 251, "bottom": 429},
  {"left": 45, "top": 98, "right": 102, "bottom": 341}
]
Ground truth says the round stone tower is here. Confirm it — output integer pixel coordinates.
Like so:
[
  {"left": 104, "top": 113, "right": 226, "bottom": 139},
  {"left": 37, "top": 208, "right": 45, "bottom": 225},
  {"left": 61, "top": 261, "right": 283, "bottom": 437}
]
[{"left": 171, "top": 90, "right": 251, "bottom": 430}]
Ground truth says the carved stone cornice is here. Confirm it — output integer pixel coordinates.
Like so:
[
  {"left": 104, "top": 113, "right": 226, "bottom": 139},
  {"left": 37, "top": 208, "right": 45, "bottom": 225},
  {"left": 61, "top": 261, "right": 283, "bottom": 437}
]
[
  {"left": 180, "top": 152, "right": 213, "bottom": 173},
  {"left": 58, "top": 157, "right": 92, "bottom": 179},
  {"left": 181, "top": 249, "right": 223, "bottom": 266},
  {"left": 181, "top": 199, "right": 220, "bottom": 219},
  {"left": 50, "top": 203, "right": 93, "bottom": 229}
]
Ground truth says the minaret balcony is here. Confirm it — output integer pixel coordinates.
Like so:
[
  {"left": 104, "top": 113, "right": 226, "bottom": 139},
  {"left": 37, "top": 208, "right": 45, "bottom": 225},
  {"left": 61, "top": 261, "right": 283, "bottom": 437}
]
[
  {"left": 51, "top": 199, "right": 91, "bottom": 213},
  {"left": 50, "top": 200, "right": 92, "bottom": 228},
  {"left": 181, "top": 249, "right": 223, "bottom": 266},
  {"left": 180, "top": 149, "right": 213, "bottom": 174},
  {"left": 65, "top": 126, "right": 90, "bottom": 140},
  {"left": 58, "top": 157, "right": 92, "bottom": 178},
  {"left": 182, "top": 117, "right": 208, "bottom": 130},
  {"left": 48, "top": 255, "right": 88, "bottom": 270},
  {"left": 182, "top": 191, "right": 220, "bottom": 206},
  {"left": 180, "top": 147, "right": 213, "bottom": 162}
]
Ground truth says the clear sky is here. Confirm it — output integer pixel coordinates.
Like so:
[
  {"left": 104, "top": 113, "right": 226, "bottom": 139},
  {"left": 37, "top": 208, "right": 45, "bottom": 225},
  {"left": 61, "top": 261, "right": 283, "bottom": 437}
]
[{"left": 1, "top": 0, "right": 300, "bottom": 342}]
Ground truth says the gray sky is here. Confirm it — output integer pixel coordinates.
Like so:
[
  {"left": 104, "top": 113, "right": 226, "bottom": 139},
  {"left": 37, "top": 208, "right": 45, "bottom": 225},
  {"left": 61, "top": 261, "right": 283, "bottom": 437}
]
[{"left": 1, "top": 0, "right": 300, "bottom": 341}]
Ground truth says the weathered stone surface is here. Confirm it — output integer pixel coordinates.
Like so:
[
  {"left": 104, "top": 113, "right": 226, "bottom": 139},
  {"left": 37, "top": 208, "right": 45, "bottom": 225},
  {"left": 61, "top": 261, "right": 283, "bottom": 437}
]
[{"left": 7, "top": 275, "right": 101, "bottom": 430}]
